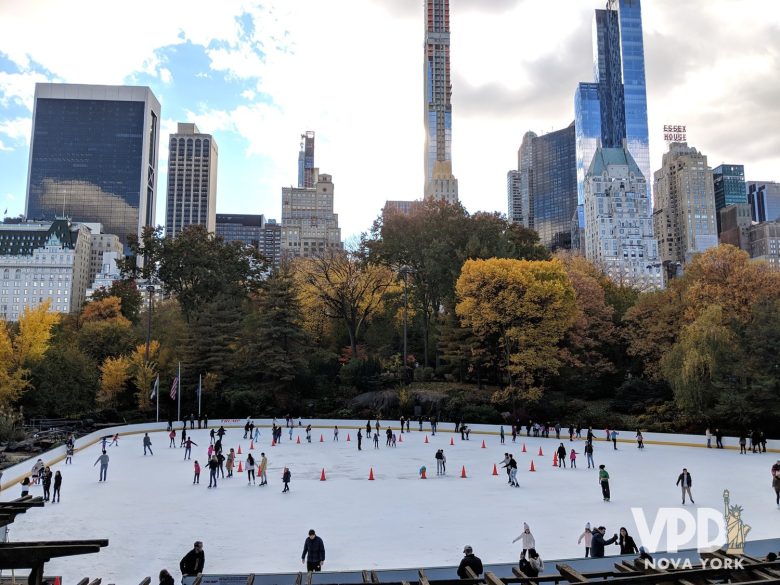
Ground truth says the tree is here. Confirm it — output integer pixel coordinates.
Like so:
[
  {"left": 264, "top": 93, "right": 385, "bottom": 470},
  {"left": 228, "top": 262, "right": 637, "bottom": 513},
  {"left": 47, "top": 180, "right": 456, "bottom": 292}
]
[
  {"left": 455, "top": 258, "right": 576, "bottom": 407},
  {"left": 97, "top": 356, "right": 130, "bottom": 409},
  {"left": 128, "top": 340, "right": 160, "bottom": 410},
  {"left": 91, "top": 279, "right": 142, "bottom": 323},
  {"left": 296, "top": 250, "right": 394, "bottom": 358},
  {"left": 15, "top": 300, "right": 60, "bottom": 365},
  {"left": 24, "top": 345, "right": 99, "bottom": 417},
  {"left": 76, "top": 297, "right": 137, "bottom": 364},
  {"left": 80, "top": 296, "right": 128, "bottom": 325},
  {"left": 0, "top": 320, "right": 29, "bottom": 408}
]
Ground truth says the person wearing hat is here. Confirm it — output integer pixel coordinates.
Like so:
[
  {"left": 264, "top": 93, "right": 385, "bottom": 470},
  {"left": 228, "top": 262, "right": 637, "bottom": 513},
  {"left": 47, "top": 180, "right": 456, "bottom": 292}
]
[
  {"left": 577, "top": 523, "right": 593, "bottom": 557},
  {"left": 457, "top": 545, "right": 483, "bottom": 579},
  {"left": 512, "top": 523, "right": 536, "bottom": 559},
  {"left": 301, "top": 529, "right": 325, "bottom": 572}
]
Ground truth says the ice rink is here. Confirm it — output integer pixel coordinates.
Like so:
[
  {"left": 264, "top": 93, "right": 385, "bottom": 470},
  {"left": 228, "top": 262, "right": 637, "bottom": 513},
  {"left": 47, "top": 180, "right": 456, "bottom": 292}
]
[{"left": 4, "top": 422, "right": 779, "bottom": 583}]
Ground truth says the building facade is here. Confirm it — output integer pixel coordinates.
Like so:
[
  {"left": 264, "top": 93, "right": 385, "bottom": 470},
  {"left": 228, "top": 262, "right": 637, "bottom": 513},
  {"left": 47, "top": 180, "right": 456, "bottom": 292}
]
[
  {"left": 583, "top": 146, "right": 661, "bottom": 290},
  {"left": 0, "top": 219, "right": 93, "bottom": 320},
  {"left": 506, "top": 170, "right": 522, "bottom": 224},
  {"left": 383, "top": 200, "right": 421, "bottom": 218},
  {"left": 423, "top": 0, "right": 458, "bottom": 202},
  {"left": 298, "top": 131, "right": 315, "bottom": 189},
  {"left": 748, "top": 221, "right": 780, "bottom": 271},
  {"left": 165, "top": 123, "right": 218, "bottom": 238},
  {"left": 25, "top": 84, "right": 161, "bottom": 254},
  {"left": 712, "top": 164, "right": 746, "bottom": 234},
  {"left": 86, "top": 226, "right": 123, "bottom": 286},
  {"left": 747, "top": 181, "right": 780, "bottom": 223},
  {"left": 719, "top": 204, "right": 752, "bottom": 252},
  {"left": 215, "top": 213, "right": 281, "bottom": 269},
  {"left": 516, "top": 131, "right": 536, "bottom": 229},
  {"left": 281, "top": 173, "right": 342, "bottom": 259},
  {"left": 652, "top": 142, "right": 717, "bottom": 265}
]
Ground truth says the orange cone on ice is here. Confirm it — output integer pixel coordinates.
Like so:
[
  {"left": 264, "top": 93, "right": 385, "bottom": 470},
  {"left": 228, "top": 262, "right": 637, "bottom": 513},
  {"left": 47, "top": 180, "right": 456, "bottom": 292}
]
[
  {"left": 552, "top": 453, "right": 558, "bottom": 467},
  {"left": 450, "top": 437, "right": 454, "bottom": 446},
  {"left": 420, "top": 467, "right": 427, "bottom": 479},
  {"left": 492, "top": 463, "right": 498, "bottom": 476},
  {"left": 481, "top": 440, "right": 486, "bottom": 449},
  {"left": 522, "top": 443, "right": 527, "bottom": 453},
  {"left": 398, "top": 434, "right": 403, "bottom": 443},
  {"left": 368, "top": 467, "right": 375, "bottom": 481},
  {"left": 320, "top": 434, "right": 324, "bottom": 442},
  {"left": 271, "top": 439, "right": 276, "bottom": 447},
  {"left": 250, "top": 440, "right": 254, "bottom": 450},
  {"left": 296, "top": 436, "right": 301, "bottom": 444},
  {"left": 424, "top": 435, "right": 429, "bottom": 444},
  {"left": 320, "top": 468, "right": 326, "bottom": 481},
  {"left": 538, "top": 446, "right": 543, "bottom": 456},
  {"left": 237, "top": 445, "right": 242, "bottom": 455},
  {"left": 346, "top": 434, "right": 351, "bottom": 442},
  {"left": 461, "top": 466, "right": 467, "bottom": 478},
  {"left": 237, "top": 461, "right": 243, "bottom": 473},
  {"left": 529, "top": 460, "right": 536, "bottom": 472}
]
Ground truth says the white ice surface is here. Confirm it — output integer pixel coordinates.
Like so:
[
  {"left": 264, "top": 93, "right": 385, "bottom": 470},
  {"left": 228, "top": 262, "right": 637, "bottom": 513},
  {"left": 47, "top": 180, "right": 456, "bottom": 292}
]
[{"left": 4, "top": 423, "right": 779, "bottom": 583}]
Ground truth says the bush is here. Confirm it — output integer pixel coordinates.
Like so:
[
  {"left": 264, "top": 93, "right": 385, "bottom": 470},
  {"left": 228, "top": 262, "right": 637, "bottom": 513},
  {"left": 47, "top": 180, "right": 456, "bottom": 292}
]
[{"left": 339, "top": 358, "right": 382, "bottom": 390}]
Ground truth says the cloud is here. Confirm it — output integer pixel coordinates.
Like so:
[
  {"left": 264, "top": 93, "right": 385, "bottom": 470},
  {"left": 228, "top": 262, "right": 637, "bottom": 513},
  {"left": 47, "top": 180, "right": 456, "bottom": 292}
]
[
  {"left": 0, "top": 116, "right": 31, "bottom": 144},
  {"left": 4, "top": 193, "right": 16, "bottom": 201},
  {"left": 0, "top": 70, "right": 51, "bottom": 109},
  {"left": 0, "top": 140, "right": 12, "bottom": 152}
]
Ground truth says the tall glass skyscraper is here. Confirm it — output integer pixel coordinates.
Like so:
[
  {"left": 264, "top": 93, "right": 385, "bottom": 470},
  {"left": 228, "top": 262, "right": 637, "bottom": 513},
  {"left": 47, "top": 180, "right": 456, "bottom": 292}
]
[
  {"left": 712, "top": 164, "right": 747, "bottom": 235},
  {"left": 25, "top": 84, "right": 161, "bottom": 254},
  {"left": 575, "top": 0, "right": 651, "bottom": 202},
  {"left": 297, "top": 131, "right": 315, "bottom": 189},
  {"left": 423, "top": 0, "right": 458, "bottom": 202}
]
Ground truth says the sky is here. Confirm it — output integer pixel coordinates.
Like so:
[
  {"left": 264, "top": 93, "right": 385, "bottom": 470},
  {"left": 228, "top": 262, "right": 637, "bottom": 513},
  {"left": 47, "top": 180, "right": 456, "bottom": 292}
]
[{"left": 0, "top": 0, "right": 779, "bottom": 239}]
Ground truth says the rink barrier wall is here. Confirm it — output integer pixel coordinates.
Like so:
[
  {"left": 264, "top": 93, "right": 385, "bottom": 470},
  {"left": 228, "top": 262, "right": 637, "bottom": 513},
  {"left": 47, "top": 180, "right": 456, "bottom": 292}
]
[{"left": 1, "top": 418, "right": 777, "bottom": 492}]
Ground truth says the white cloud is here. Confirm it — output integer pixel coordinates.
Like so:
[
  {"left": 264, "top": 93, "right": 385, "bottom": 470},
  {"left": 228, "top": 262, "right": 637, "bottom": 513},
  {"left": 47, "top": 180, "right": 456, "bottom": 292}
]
[
  {"left": 0, "top": 116, "right": 31, "bottom": 144},
  {"left": 4, "top": 193, "right": 17, "bottom": 201},
  {"left": 0, "top": 70, "right": 52, "bottom": 109},
  {"left": 0, "top": 140, "right": 12, "bottom": 152}
]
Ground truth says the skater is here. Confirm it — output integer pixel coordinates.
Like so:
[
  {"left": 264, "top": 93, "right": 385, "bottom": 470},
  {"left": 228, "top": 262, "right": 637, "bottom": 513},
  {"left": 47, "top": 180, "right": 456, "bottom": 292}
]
[
  {"left": 460, "top": 425, "right": 465, "bottom": 441},
  {"left": 180, "top": 428, "right": 187, "bottom": 448},
  {"left": 334, "top": 426, "right": 339, "bottom": 441},
  {"left": 52, "top": 470, "right": 62, "bottom": 502},
  {"left": 31, "top": 459, "right": 44, "bottom": 484},
  {"left": 465, "top": 426, "right": 470, "bottom": 440},
  {"left": 570, "top": 448, "right": 577, "bottom": 469},
  {"left": 143, "top": 433, "right": 153, "bottom": 456},
  {"left": 636, "top": 430, "right": 644, "bottom": 449},
  {"left": 244, "top": 420, "right": 251, "bottom": 439},
  {"left": 386, "top": 427, "right": 392, "bottom": 446},
  {"left": 207, "top": 455, "right": 219, "bottom": 488},
  {"left": 569, "top": 425, "right": 574, "bottom": 441},
  {"left": 375, "top": 419, "right": 380, "bottom": 436},
  {"left": 715, "top": 428, "right": 724, "bottom": 449},
  {"left": 525, "top": 549, "right": 544, "bottom": 577},
  {"left": 578, "top": 523, "right": 592, "bottom": 557},
  {"left": 226, "top": 449, "right": 235, "bottom": 478},
  {"left": 391, "top": 433, "right": 397, "bottom": 447},
  {"left": 457, "top": 545, "right": 483, "bottom": 578},
  {"left": 705, "top": 427, "right": 712, "bottom": 448},
  {"left": 436, "top": 449, "right": 444, "bottom": 475},
  {"left": 217, "top": 426, "right": 226, "bottom": 441},
  {"left": 282, "top": 467, "right": 291, "bottom": 492},
  {"left": 585, "top": 441, "right": 595, "bottom": 469},
  {"left": 179, "top": 541, "right": 205, "bottom": 581},
  {"left": 109, "top": 433, "right": 119, "bottom": 447},
  {"left": 759, "top": 430, "right": 767, "bottom": 453},
  {"left": 254, "top": 426, "right": 260, "bottom": 443},
  {"left": 373, "top": 432, "right": 380, "bottom": 449},
  {"left": 209, "top": 428, "right": 216, "bottom": 445},
  {"left": 676, "top": 468, "right": 694, "bottom": 504},
  {"left": 739, "top": 433, "right": 747, "bottom": 454},
  {"left": 214, "top": 439, "right": 223, "bottom": 456},
  {"left": 512, "top": 523, "right": 535, "bottom": 559},
  {"left": 400, "top": 416, "right": 405, "bottom": 433},
  {"left": 189, "top": 414, "right": 195, "bottom": 430},
  {"left": 366, "top": 420, "right": 372, "bottom": 438},
  {"left": 301, "top": 529, "right": 325, "bottom": 572},
  {"left": 289, "top": 425, "right": 293, "bottom": 441},
  {"left": 41, "top": 467, "right": 52, "bottom": 501},
  {"left": 500, "top": 453, "right": 512, "bottom": 483},
  {"left": 508, "top": 455, "right": 518, "bottom": 487},
  {"left": 357, "top": 429, "right": 362, "bottom": 451},
  {"left": 94, "top": 450, "right": 109, "bottom": 482},
  {"left": 207, "top": 444, "right": 214, "bottom": 459},
  {"left": 611, "top": 430, "right": 618, "bottom": 450},
  {"left": 184, "top": 437, "right": 197, "bottom": 460},
  {"left": 500, "top": 426, "right": 505, "bottom": 444},
  {"left": 619, "top": 527, "right": 638, "bottom": 555},
  {"left": 555, "top": 422, "right": 561, "bottom": 440},
  {"left": 599, "top": 464, "right": 611, "bottom": 501},
  {"left": 557, "top": 443, "right": 567, "bottom": 468},
  {"left": 259, "top": 452, "right": 268, "bottom": 485},
  {"left": 169, "top": 429, "right": 176, "bottom": 448},
  {"left": 65, "top": 443, "right": 74, "bottom": 464},
  {"left": 772, "top": 461, "right": 780, "bottom": 507},
  {"left": 101, "top": 436, "right": 108, "bottom": 451},
  {"left": 406, "top": 419, "right": 410, "bottom": 433},
  {"left": 193, "top": 460, "right": 201, "bottom": 484},
  {"left": 20, "top": 476, "right": 31, "bottom": 497},
  {"left": 441, "top": 450, "right": 447, "bottom": 474},
  {"left": 306, "top": 424, "right": 312, "bottom": 443},
  {"left": 217, "top": 451, "right": 226, "bottom": 478},
  {"left": 249, "top": 420, "right": 255, "bottom": 439},
  {"left": 246, "top": 453, "right": 256, "bottom": 485},
  {"left": 511, "top": 425, "right": 517, "bottom": 443},
  {"left": 590, "top": 526, "right": 618, "bottom": 558}
]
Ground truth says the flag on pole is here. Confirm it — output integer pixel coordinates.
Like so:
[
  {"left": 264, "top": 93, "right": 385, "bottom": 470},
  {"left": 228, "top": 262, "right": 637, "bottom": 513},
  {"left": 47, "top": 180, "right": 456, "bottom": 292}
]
[
  {"left": 150, "top": 375, "right": 159, "bottom": 400},
  {"left": 170, "top": 375, "right": 179, "bottom": 400}
]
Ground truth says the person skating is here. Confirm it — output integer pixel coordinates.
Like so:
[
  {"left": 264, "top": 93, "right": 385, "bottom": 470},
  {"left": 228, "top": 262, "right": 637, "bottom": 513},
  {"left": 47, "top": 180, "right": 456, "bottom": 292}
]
[
  {"left": 705, "top": 427, "right": 712, "bottom": 448},
  {"left": 512, "top": 523, "right": 535, "bottom": 559},
  {"left": 301, "top": 529, "right": 325, "bottom": 572},
  {"left": 244, "top": 420, "right": 251, "bottom": 439},
  {"left": 282, "top": 467, "right": 291, "bottom": 492},
  {"left": 386, "top": 427, "right": 392, "bottom": 446},
  {"left": 373, "top": 432, "right": 380, "bottom": 449},
  {"left": 193, "top": 460, "right": 201, "bottom": 484},
  {"left": 180, "top": 541, "right": 205, "bottom": 581},
  {"left": 759, "top": 430, "right": 767, "bottom": 453},
  {"left": 143, "top": 433, "right": 153, "bottom": 456},
  {"left": 306, "top": 424, "right": 312, "bottom": 443},
  {"left": 209, "top": 429, "right": 215, "bottom": 445},
  {"left": 258, "top": 453, "right": 268, "bottom": 485},
  {"left": 508, "top": 454, "right": 518, "bottom": 487},
  {"left": 500, "top": 453, "right": 512, "bottom": 483},
  {"left": 357, "top": 429, "right": 362, "bottom": 451},
  {"left": 375, "top": 419, "right": 380, "bottom": 436},
  {"left": 590, "top": 526, "right": 618, "bottom": 558},
  {"left": 52, "top": 470, "right": 62, "bottom": 502},
  {"left": 109, "top": 433, "right": 120, "bottom": 447},
  {"left": 65, "top": 443, "right": 74, "bottom": 464},
  {"left": 771, "top": 461, "right": 780, "bottom": 508},
  {"left": 207, "top": 455, "right": 219, "bottom": 488},
  {"left": 676, "top": 468, "right": 694, "bottom": 504},
  {"left": 715, "top": 428, "right": 724, "bottom": 449},
  {"left": 611, "top": 430, "right": 618, "bottom": 450},
  {"left": 180, "top": 428, "right": 187, "bottom": 448},
  {"left": 578, "top": 523, "right": 592, "bottom": 557},
  {"left": 511, "top": 425, "right": 517, "bottom": 443},
  {"left": 168, "top": 429, "right": 176, "bottom": 448},
  {"left": 400, "top": 416, "right": 405, "bottom": 434},
  {"left": 217, "top": 451, "right": 226, "bottom": 478},
  {"left": 557, "top": 443, "right": 567, "bottom": 468},
  {"left": 246, "top": 453, "right": 256, "bottom": 485},
  {"left": 366, "top": 420, "right": 372, "bottom": 438},
  {"left": 249, "top": 421, "right": 255, "bottom": 439},
  {"left": 457, "top": 545, "right": 483, "bottom": 579},
  {"left": 500, "top": 426, "right": 505, "bottom": 444},
  {"left": 584, "top": 441, "right": 595, "bottom": 469},
  {"left": 217, "top": 426, "right": 226, "bottom": 442},
  {"left": 619, "top": 527, "right": 638, "bottom": 555},
  {"left": 636, "top": 430, "right": 644, "bottom": 449},
  {"left": 599, "top": 464, "right": 611, "bottom": 501},
  {"left": 254, "top": 426, "right": 261, "bottom": 443},
  {"left": 41, "top": 467, "right": 52, "bottom": 501},
  {"left": 570, "top": 449, "right": 577, "bottom": 469},
  {"left": 184, "top": 437, "right": 197, "bottom": 460},
  {"left": 334, "top": 426, "right": 339, "bottom": 441},
  {"left": 739, "top": 433, "right": 747, "bottom": 454},
  {"left": 465, "top": 427, "right": 471, "bottom": 440},
  {"left": 406, "top": 419, "right": 410, "bottom": 433},
  {"left": 436, "top": 449, "right": 444, "bottom": 475},
  {"left": 226, "top": 449, "right": 235, "bottom": 478},
  {"left": 189, "top": 414, "right": 195, "bottom": 430},
  {"left": 94, "top": 450, "right": 109, "bottom": 482},
  {"left": 441, "top": 450, "right": 447, "bottom": 475}
]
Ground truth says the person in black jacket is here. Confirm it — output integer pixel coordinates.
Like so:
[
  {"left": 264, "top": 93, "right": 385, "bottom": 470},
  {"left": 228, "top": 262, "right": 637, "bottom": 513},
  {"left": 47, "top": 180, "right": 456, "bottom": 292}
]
[
  {"left": 457, "top": 545, "right": 483, "bottom": 578},
  {"left": 590, "top": 526, "right": 618, "bottom": 558},
  {"left": 159, "top": 568, "right": 175, "bottom": 585},
  {"left": 676, "top": 468, "right": 694, "bottom": 504},
  {"left": 179, "top": 541, "right": 205, "bottom": 579},
  {"left": 301, "top": 529, "right": 325, "bottom": 571},
  {"left": 619, "top": 527, "right": 638, "bottom": 555}
]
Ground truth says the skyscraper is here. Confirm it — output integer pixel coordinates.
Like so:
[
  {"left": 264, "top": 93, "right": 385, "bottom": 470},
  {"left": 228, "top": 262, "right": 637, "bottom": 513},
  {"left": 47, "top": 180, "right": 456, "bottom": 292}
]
[
  {"left": 517, "top": 131, "right": 536, "bottom": 229},
  {"left": 25, "top": 83, "right": 161, "bottom": 254},
  {"left": 298, "top": 131, "right": 315, "bottom": 189},
  {"left": 281, "top": 172, "right": 342, "bottom": 259},
  {"left": 712, "top": 164, "right": 746, "bottom": 234},
  {"left": 575, "top": 0, "right": 651, "bottom": 202},
  {"left": 165, "top": 123, "right": 218, "bottom": 238},
  {"left": 215, "top": 213, "right": 281, "bottom": 269},
  {"left": 652, "top": 142, "right": 718, "bottom": 265},
  {"left": 747, "top": 181, "right": 780, "bottom": 223},
  {"left": 424, "top": 0, "right": 458, "bottom": 202},
  {"left": 506, "top": 170, "right": 523, "bottom": 225}
]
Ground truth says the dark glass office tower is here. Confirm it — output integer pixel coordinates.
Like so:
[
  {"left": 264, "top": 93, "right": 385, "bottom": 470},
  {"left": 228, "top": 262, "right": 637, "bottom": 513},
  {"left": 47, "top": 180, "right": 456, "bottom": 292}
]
[
  {"left": 25, "top": 84, "right": 161, "bottom": 253},
  {"left": 712, "top": 164, "right": 746, "bottom": 234}
]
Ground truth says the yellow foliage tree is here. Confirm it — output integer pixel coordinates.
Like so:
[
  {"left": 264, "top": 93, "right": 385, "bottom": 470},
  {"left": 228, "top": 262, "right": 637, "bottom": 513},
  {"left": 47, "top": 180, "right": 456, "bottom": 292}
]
[
  {"left": 15, "top": 300, "right": 60, "bottom": 365},
  {"left": 128, "top": 340, "right": 160, "bottom": 410},
  {"left": 98, "top": 356, "right": 130, "bottom": 408},
  {"left": 81, "top": 296, "right": 130, "bottom": 326},
  {"left": 0, "top": 320, "right": 30, "bottom": 408},
  {"left": 455, "top": 258, "right": 576, "bottom": 405}
]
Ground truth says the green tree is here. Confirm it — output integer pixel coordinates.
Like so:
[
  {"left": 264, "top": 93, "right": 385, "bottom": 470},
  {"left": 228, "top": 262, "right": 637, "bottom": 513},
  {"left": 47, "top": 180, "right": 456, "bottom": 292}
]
[
  {"left": 91, "top": 280, "right": 142, "bottom": 324},
  {"left": 23, "top": 344, "right": 99, "bottom": 417}
]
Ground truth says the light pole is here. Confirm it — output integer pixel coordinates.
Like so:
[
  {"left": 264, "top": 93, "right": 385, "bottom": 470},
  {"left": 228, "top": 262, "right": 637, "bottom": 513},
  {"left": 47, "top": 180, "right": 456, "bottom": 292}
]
[
  {"left": 144, "top": 284, "right": 155, "bottom": 362},
  {"left": 399, "top": 265, "right": 414, "bottom": 384}
]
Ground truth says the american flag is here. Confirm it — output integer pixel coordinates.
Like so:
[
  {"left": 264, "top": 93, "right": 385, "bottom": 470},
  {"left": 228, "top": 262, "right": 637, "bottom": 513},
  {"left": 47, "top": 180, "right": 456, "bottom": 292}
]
[{"left": 170, "top": 376, "right": 179, "bottom": 400}]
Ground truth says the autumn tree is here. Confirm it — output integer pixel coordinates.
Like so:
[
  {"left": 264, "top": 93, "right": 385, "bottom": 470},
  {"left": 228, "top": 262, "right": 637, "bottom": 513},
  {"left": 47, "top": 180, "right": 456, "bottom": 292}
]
[
  {"left": 128, "top": 340, "right": 160, "bottom": 410},
  {"left": 0, "top": 320, "right": 28, "bottom": 408},
  {"left": 91, "top": 279, "right": 142, "bottom": 323},
  {"left": 455, "top": 258, "right": 576, "bottom": 407},
  {"left": 15, "top": 300, "right": 60, "bottom": 365},
  {"left": 98, "top": 356, "right": 130, "bottom": 409},
  {"left": 76, "top": 297, "right": 136, "bottom": 363}
]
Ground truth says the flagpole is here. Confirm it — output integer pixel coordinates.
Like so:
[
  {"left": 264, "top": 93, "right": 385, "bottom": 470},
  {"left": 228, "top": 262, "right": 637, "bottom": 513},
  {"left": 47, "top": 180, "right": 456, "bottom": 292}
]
[
  {"left": 177, "top": 361, "right": 181, "bottom": 422},
  {"left": 198, "top": 374, "right": 202, "bottom": 417}
]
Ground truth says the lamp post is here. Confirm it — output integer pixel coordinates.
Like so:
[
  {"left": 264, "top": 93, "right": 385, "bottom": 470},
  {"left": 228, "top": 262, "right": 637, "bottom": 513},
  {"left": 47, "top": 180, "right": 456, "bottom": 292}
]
[
  {"left": 399, "top": 265, "right": 415, "bottom": 384},
  {"left": 144, "top": 284, "right": 155, "bottom": 362}
]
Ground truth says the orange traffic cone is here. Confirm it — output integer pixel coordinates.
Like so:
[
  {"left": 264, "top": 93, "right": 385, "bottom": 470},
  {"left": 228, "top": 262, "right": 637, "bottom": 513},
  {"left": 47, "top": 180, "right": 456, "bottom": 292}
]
[
  {"left": 271, "top": 439, "right": 276, "bottom": 447},
  {"left": 347, "top": 433, "right": 351, "bottom": 442},
  {"left": 529, "top": 460, "right": 536, "bottom": 472},
  {"left": 237, "top": 461, "right": 243, "bottom": 473},
  {"left": 552, "top": 453, "right": 558, "bottom": 467},
  {"left": 368, "top": 467, "right": 375, "bottom": 480},
  {"left": 538, "top": 446, "right": 543, "bottom": 456},
  {"left": 237, "top": 445, "right": 242, "bottom": 455},
  {"left": 250, "top": 440, "right": 254, "bottom": 450},
  {"left": 492, "top": 463, "right": 498, "bottom": 476},
  {"left": 424, "top": 435, "right": 429, "bottom": 444},
  {"left": 320, "top": 468, "right": 326, "bottom": 481},
  {"left": 450, "top": 437, "right": 454, "bottom": 446},
  {"left": 320, "top": 434, "right": 324, "bottom": 442},
  {"left": 398, "top": 434, "right": 403, "bottom": 443},
  {"left": 461, "top": 465, "right": 467, "bottom": 478},
  {"left": 296, "top": 436, "right": 301, "bottom": 444},
  {"left": 522, "top": 443, "right": 527, "bottom": 453},
  {"left": 421, "top": 468, "right": 427, "bottom": 479},
  {"left": 481, "top": 439, "right": 486, "bottom": 449}
]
